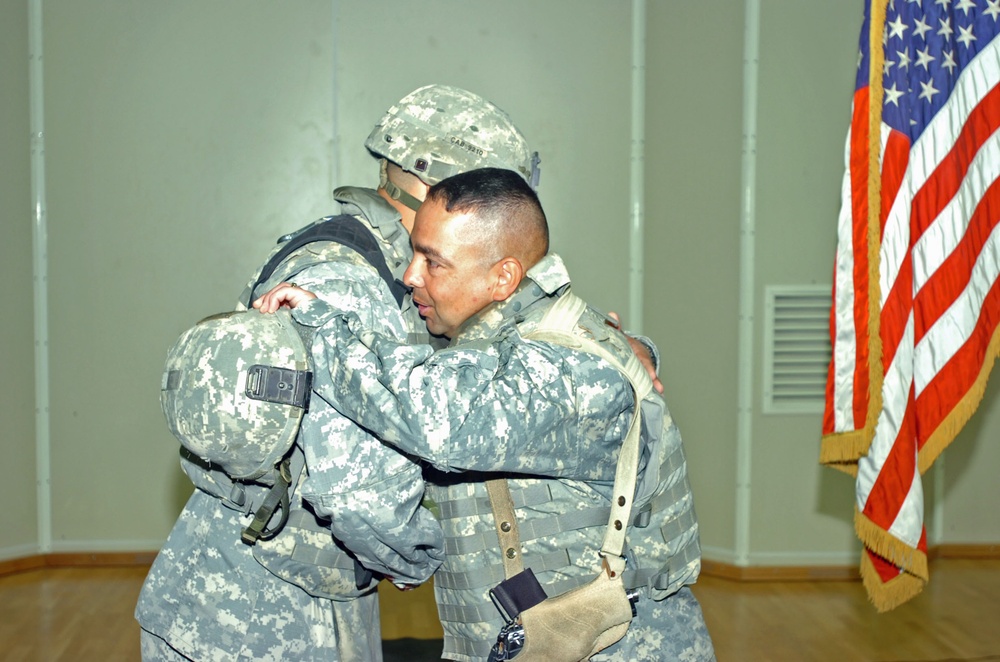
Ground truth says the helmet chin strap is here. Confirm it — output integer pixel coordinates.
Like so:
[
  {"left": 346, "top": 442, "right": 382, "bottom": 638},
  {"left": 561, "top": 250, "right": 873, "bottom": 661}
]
[
  {"left": 384, "top": 178, "right": 423, "bottom": 212},
  {"left": 380, "top": 158, "right": 424, "bottom": 212}
]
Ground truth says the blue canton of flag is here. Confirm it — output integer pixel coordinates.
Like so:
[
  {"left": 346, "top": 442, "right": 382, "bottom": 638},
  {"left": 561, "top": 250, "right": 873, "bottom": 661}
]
[{"left": 882, "top": 0, "right": 1000, "bottom": 138}]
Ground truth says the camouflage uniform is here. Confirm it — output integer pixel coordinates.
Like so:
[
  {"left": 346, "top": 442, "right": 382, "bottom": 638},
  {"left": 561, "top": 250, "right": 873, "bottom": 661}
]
[
  {"left": 297, "top": 254, "right": 716, "bottom": 661},
  {"left": 136, "top": 188, "right": 443, "bottom": 661}
]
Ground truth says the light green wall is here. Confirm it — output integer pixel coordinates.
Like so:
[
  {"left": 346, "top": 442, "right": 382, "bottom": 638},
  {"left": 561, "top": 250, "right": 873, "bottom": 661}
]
[
  {"left": 1, "top": 0, "right": 37, "bottom": 558},
  {"left": 936, "top": 373, "right": 1000, "bottom": 543},
  {"left": 41, "top": 0, "right": 335, "bottom": 546},
  {"left": 644, "top": 1, "right": 745, "bottom": 558},
  {"left": 748, "top": 0, "right": 864, "bottom": 562},
  {"left": 4, "top": 0, "right": 998, "bottom": 566}
]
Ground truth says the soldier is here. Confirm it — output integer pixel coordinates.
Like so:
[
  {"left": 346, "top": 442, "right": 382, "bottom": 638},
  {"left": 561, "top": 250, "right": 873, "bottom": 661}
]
[
  {"left": 137, "top": 86, "right": 540, "bottom": 661},
  {"left": 256, "top": 168, "right": 716, "bottom": 661}
]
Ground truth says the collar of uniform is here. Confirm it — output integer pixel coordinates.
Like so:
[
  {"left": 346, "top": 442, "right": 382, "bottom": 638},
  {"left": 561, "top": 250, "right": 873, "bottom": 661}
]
[
  {"left": 452, "top": 253, "right": 571, "bottom": 344},
  {"left": 334, "top": 186, "right": 413, "bottom": 280}
]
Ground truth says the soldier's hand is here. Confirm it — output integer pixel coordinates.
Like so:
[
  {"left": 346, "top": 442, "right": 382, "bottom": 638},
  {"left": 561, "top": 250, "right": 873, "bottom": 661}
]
[
  {"left": 608, "top": 312, "right": 664, "bottom": 394},
  {"left": 253, "top": 282, "right": 317, "bottom": 313}
]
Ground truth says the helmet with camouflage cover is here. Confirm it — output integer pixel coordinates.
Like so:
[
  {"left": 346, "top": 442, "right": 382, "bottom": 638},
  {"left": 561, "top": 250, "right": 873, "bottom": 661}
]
[
  {"left": 161, "top": 308, "right": 311, "bottom": 482},
  {"left": 365, "top": 84, "right": 539, "bottom": 189}
]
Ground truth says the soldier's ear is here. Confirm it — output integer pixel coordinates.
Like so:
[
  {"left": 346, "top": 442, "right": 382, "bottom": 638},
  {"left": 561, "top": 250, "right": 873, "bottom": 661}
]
[{"left": 492, "top": 257, "right": 524, "bottom": 302}]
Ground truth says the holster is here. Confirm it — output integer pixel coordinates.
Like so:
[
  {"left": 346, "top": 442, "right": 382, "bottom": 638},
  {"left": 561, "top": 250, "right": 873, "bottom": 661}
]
[{"left": 515, "top": 560, "right": 632, "bottom": 661}]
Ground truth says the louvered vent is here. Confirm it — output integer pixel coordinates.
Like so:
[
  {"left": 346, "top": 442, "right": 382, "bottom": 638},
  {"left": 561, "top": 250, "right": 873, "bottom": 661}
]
[{"left": 763, "top": 286, "right": 832, "bottom": 414}]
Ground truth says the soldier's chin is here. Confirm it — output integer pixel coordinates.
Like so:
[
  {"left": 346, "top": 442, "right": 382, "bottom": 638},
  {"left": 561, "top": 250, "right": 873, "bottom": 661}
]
[{"left": 424, "top": 318, "right": 451, "bottom": 339}]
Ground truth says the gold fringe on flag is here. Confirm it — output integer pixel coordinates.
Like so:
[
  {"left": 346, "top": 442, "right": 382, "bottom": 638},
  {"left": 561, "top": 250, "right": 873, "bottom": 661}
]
[
  {"left": 819, "top": 430, "right": 866, "bottom": 475},
  {"left": 918, "top": 325, "right": 1000, "bottom": 473},
  {"left": 861, "top": 0, "right": 887, "bottom": 464},
  {"left": 855, "top": 508, "right": 928, "bottom": 612},
  {"left": 859, "top": 547, "right": 927, "bottom": 613}
]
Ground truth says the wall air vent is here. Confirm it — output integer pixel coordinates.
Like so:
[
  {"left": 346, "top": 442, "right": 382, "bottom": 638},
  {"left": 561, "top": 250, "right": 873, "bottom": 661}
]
[{"left": 763, "top": 285, "right": 832, "bottom": 414}]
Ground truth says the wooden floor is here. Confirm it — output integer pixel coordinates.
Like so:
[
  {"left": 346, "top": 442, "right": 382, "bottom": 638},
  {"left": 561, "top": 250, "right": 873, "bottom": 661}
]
[{"left": 2, "top": 559, "right": 999, "bottom": 661}]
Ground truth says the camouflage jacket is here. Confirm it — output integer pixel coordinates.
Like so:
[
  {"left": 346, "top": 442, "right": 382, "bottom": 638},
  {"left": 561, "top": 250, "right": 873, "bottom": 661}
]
[
  {"left": 136, "top": 187, "right": 444, "bottom": 661},
  {"left": 299, "top": 254, "right": 714, "bottom": 661}
]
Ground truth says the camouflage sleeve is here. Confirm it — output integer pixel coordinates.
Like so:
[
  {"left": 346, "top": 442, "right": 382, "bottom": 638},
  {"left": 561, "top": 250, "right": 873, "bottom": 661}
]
[
  {"left": 627, "top": 332, "right": 660, "bottom": 372},
  {"left": 290, "top": 261, "right": 445, "bottom": 585},
  {"left": 299, "top": 305, "right": 636, "bottom": 483}
]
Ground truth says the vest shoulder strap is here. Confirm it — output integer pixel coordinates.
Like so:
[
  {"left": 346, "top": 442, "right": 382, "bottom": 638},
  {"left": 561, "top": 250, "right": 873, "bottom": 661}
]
[
  {"left": 488, "top": 290, "right": 653, "bottom": 577},
  {"left": 245, "top": 214, "right": 406, "bottom": 308}
]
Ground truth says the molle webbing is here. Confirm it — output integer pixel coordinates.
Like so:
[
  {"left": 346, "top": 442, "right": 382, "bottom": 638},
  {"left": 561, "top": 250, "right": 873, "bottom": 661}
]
[
  {"left": 435, "top": 482, "right": 552, "bottom": 520},
  {"left": 436, "top": 549, "right": 573, "bottom": 591},
  {"left": 623, "top": 527, "right": 701, "bottom": 592},
  {"left": 442, "top": 501, "right": 661, "bottom": 557}
]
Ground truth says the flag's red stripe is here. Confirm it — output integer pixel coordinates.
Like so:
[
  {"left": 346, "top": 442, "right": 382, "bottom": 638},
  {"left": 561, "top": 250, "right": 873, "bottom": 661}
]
[
  {"left": 851, "top": 87, "right": 873, "bottom": 430},
  {"left": 868, "top": 547, "right": 903, "bottom": 583},
  {"left": 824, "top": 266, "right": 838, "bottom": 434},
  {"left": 878, "top": 130, "right": 912, "bottom": 374},
  {"left": 880, "top": 253, "right": 912, "bottom": 370},
  {"left": 915, "top": 266, "right": 1000, "bottom": 448},
  {"left": 862, "top": 385, "right": 918, "bottom": 531}
]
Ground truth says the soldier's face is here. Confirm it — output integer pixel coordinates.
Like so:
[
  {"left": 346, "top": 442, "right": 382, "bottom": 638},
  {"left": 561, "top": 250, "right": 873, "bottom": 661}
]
[{"left": 404, "top": 197, "right": 504, "bottom": 338}]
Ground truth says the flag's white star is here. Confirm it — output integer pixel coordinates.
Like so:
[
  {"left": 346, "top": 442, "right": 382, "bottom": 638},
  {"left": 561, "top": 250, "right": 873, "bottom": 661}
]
[
  {"left": 986, "top": 0, "right": 1000, "bottom": 21},
  {"left": 888, "top": 14, "right": 908, "bottom": 39},
  {"left": 919, "top": 78, "right": 940, "bottom": 102},
  {"left": 957, "top": 23, "right": 977, "bottom": 47},
  {"left": 913, "top": 17, "right": 933, "bottom": 39},
  {"left": 938, "top": 16, "right": 954, "bottom": 38},
  {"left": 884, "top": 56, "right": 896, "bottom": 76},
  {"left": 942, "top": 49, "right": 958, "bottom": 73},
  {"left": 897, "top": 48, "right": 913, "bottom": 69},
  {"left": 956, "top": 0, "right": 978, "bottom": 15},
  {"left": 885, "top": 82, "right": 906, "bottom": 106},
  {"left": 935, "top": 0, "right": 952, "bottom": 8},
  {"left": 915, "top": 45, "right": 936, "bottom": 69}
]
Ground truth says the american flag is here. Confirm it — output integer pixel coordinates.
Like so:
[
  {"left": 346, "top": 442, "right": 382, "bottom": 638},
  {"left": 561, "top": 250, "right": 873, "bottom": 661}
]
[{"left": 822, "top": 0, "right": 1000, "bottom": 611}]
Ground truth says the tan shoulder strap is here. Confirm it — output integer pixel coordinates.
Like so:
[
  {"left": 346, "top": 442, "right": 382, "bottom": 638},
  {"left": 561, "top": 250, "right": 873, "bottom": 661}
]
[
  {"left": 486, "top": 478, "right": 525, "bottom": 578},
  {"left": 487, "top": 291, "right": 653, "bottom": 578}
]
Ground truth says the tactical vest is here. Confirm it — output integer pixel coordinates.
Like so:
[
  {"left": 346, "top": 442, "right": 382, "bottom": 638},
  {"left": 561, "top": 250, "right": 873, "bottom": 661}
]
[
  {"left": 428, "top": 290, "right": 702, "bottom": 661},
  {"left": 179, "top": 189, "right": 412, "bottom": 600}
]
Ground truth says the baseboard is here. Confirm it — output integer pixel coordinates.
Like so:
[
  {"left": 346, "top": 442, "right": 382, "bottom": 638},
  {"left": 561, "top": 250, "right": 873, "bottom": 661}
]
[
  {"left": 700, "top": 558, "right": 860, "bottom": 582},
  {"left": 0, "top": 551, "right": 158, "bottom": 577},
  {"left": 929, "top": 543, "right": 1000, "bottom": 559},
  {"left": 3, "top": 544, "right": 998, "bottom": 580},
  {"left": 700, "top": 543, "right": 1000, "bottom": 582}
]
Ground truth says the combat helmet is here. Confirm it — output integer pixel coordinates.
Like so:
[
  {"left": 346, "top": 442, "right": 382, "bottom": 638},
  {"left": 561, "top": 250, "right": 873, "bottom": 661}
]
[
  {"left": 365, "top": 84, "right": 540, "bottom": 192},
  {"left": 161, "top": 308, "right": 310, "bottom": 483}
]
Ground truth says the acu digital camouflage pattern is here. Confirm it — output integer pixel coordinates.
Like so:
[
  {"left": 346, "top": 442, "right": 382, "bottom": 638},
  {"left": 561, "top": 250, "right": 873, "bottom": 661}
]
[
  {"left": 136, "top": 490, "right": 382, "bottom": 662},
  {"left": 365, "top": 84, "right": 537, "bottom": 186},
  {"left": 303, "top": 254, "right": 715, "bottom": 661},
  {"left": 139, "top": 191, "right": 443, "bottom": 662},
  {"left": 161, "top": 307, "right": 308, "bottom": 482}
]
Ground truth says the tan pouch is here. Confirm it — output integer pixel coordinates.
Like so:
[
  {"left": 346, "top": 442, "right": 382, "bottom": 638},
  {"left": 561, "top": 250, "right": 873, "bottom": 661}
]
[{"left": 515, "top": 562, "right": 633, "bottom": 661}]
